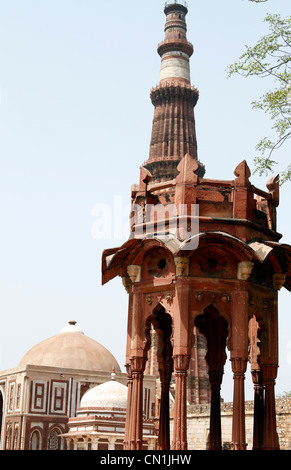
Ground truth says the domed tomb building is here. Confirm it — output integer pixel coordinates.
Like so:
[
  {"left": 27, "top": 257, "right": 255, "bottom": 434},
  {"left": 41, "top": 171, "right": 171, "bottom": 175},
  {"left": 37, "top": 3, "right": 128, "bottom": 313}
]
[
  {"left": 62, "top": 370, "right": 157, "bottom": 450},
  {"left": 0, "top": 322, "right": 156, "bottom": 450}
]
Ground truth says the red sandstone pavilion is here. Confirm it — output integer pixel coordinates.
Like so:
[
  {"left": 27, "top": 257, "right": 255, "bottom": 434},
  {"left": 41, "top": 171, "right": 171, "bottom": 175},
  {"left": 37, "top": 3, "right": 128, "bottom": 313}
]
[{"left": 102, "top": 2, "right": 291, "bottom": 451}]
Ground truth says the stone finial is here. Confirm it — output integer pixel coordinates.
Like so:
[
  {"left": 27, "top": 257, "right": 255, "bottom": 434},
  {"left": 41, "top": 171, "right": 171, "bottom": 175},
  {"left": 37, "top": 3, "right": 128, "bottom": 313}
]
[
  {"left": 174, "top": 257, "right": 189, "bottom": 276},
  {"left": 127, "top": 265, "right": 141, "bottom": 283},
  {"left": 176, "top": 153, "right": 199, "bottom": 185},
  {"left": 234, "top": 160, "right": 251, "bottom": 186},
  {"left": 237, "top": 261, "right": 254, "bottom": 280},
  {"left": 273, "top": 273, "right": 286, "bottom": 291},
  {"left": 266, "top": 174, "right": 279, "bottom": 206}
]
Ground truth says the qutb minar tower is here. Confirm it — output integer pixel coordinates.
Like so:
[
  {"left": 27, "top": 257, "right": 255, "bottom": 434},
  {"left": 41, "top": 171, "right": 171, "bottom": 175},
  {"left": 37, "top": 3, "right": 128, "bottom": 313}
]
[
  {"left": 143, "top": 0, "right": 210, "bottom": 407},
  {"left": 102, "top": 2, "right": 291, "bottom": 451},
  {"left": 144, "top": 1, "right": 205, "bottom": 182}
]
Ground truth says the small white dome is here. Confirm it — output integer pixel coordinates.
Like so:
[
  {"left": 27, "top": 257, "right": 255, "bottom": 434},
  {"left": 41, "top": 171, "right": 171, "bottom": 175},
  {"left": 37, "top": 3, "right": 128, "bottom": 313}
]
[
  {"left": 80, "top": 379, "right": 128, "bottom": 410},
  {"left": 59, "top": 320, "right": 84, "bottom": 334}
]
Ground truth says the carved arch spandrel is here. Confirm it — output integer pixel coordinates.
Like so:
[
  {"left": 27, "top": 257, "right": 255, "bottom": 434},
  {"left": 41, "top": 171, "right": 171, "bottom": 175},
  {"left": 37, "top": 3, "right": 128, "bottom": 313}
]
[
  {"left": 176, "top": 232, "right": 260, "bottom": 264},
  {"left": 189, "top": 245, "right": 238, "bottom": 280},
  {"left": 128, "top": 238, "right": 176, "bottom": 264},
  {"left": 141, "top": 248, "right": 175, "bottom": 281},
  {"left": 114, "top": 238, "right": 175, "bottom": 280}
]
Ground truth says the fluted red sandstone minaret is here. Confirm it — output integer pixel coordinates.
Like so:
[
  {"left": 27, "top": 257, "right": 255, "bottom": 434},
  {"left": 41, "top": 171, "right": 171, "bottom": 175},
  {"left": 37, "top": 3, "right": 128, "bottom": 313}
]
[{"left": 144, "top": 1, "right": 205, "bottom": 182}]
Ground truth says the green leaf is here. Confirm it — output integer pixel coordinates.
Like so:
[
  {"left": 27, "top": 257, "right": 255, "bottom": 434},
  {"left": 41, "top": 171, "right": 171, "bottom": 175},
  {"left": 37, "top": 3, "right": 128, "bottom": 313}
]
[{"left": 227, "top": 13, "right": 291, "bottom": 183}]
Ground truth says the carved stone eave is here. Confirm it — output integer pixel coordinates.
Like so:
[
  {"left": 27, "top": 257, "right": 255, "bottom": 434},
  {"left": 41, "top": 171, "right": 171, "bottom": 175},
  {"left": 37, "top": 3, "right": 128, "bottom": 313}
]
[{"left": 273, "top": 273, "right": 286, "bottom": 291}]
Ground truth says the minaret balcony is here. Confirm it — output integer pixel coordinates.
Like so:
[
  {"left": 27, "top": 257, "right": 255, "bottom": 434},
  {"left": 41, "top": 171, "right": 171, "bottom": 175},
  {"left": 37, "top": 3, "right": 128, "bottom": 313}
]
[
  {"left": 157, "top": 39, "right": 193, "bottom": 57},
  {"left": 164, "top": 1, "right": 188, "bottom": 14}
]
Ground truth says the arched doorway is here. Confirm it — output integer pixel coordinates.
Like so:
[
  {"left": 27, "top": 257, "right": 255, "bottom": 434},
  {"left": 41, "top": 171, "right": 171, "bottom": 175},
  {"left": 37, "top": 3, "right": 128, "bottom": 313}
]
[
  {"left": 30, "top": 429, "right": 42, "bottom": 450},
  {"left": 48, "top": 427, "right": 62, "bottom": 450},
  {"left": 195, "top": 304, "right": 229, "bottom": 450},
  {"left": 145, "top": 304, "right": 173, "bottom": 450}
]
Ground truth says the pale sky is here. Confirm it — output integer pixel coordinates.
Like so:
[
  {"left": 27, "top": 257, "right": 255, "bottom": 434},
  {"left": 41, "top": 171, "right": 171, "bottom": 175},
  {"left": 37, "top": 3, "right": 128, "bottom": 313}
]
[{"left": 0, "top": 0, "right": 290, "bottom": 402}]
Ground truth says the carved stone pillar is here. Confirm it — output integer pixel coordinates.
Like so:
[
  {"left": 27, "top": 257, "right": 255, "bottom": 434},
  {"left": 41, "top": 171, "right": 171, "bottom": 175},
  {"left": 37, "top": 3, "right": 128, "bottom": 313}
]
[
  {"left": 108, "top": 437, "right": 116, "bottom": 450},
  {"left": 251, "top": 369, "right": 264, "bottom": 450},
  {"left": 124, "top": 363, "right": 133, "bottom": 450},
  {"left": 171, "top": 354, "right": 190, "bottom": 450},
  {"left": 261, "top": 364, "right": 280, "bottom": 450},
  {"left": 128, "top": 356, "right": 147, "bottom": 450},
  {"left": 91, "top": 439, "right": 98, "bottom": 450},
  {"left": 124, "top": 282, "right": 133, "bottom": 450},
  {"left": 208, "top": 371, "right": 224, "bottom": 450},
  {"left": 231, "top": 357, "right": 248, "bottom": 450},
  {"left": 158, "top": 365, "right": 173, "bottom": 450},
  {"left": 248, "top": 315, "right": 264, "bottom": 450}
]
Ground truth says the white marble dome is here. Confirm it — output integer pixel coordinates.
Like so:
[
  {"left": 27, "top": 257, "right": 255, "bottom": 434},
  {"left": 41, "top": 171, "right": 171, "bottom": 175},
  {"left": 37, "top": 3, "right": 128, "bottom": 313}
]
[{"left": 80, "top": 375, "right": 128, "bottom": 410}]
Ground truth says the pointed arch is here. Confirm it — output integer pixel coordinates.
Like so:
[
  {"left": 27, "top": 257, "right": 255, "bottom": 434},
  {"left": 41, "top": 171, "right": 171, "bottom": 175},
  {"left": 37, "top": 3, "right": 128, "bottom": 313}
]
[
  {"left": 194, "top": 304, "right": 229, "bottom": 450},
  {"left": 30, "top": 428, "right": 42, "bottom": 450},
  {"left": 144, "top": 303, "right": 173, "bottom": 365},
  {"left": 177, "top": 231, "right": 262, "bottom": 263},
  {"left": 143, "top": 303, "right": 173, "bottom": 450},
  {"left": 195, "top": 304, "right": 229, "bottom": 372},
  {"left": 48, "top": 426, "right": 64, "bottom": 450}
]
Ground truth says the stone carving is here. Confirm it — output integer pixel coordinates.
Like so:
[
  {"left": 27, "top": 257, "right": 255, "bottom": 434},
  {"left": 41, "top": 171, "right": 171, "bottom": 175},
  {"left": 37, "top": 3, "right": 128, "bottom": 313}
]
[
  {"left": 222, "top": 294, "right": 230, "bottom": 303},
  {"left": 176, "top": 153, "right": 199, "bottom": 185},
  {"left": 195, "top": 292, "right": 203, "bottom": 302},
  {"left": 127, "top": 265, "right": 141, "bottom": 283},
  {"left": 146, "top": 295, "right": 153, "bottom": 304},
  {"left": 266, "top": 174, "right": 279, "bottom": 206},
  {"left": 174, "top": 257, "right": 189, "bottom": 276},
  {"left": 122, "top": 277, "right": 131, "bottom": 293},
  {"left": 234, "top": 160, "right": 251, "bottom": 186},
  {"left": 237, "top": 261, "right": 254, "bottom": 281},
  {"left": 273, "top": 273, "right": 286, "bottom": 291}
]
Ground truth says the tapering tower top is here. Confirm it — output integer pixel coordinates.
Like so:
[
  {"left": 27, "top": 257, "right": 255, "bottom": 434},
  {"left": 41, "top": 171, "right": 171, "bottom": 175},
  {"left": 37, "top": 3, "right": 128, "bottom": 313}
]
[
  {"left": 143, "top": 2, "right": 205, "bottom": 182},
  {"left": 164, "top": 1, "right": 188, "bottom": 10},
  {"left": 158, "top": 2, "right": 193, "bottom": 85}
]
